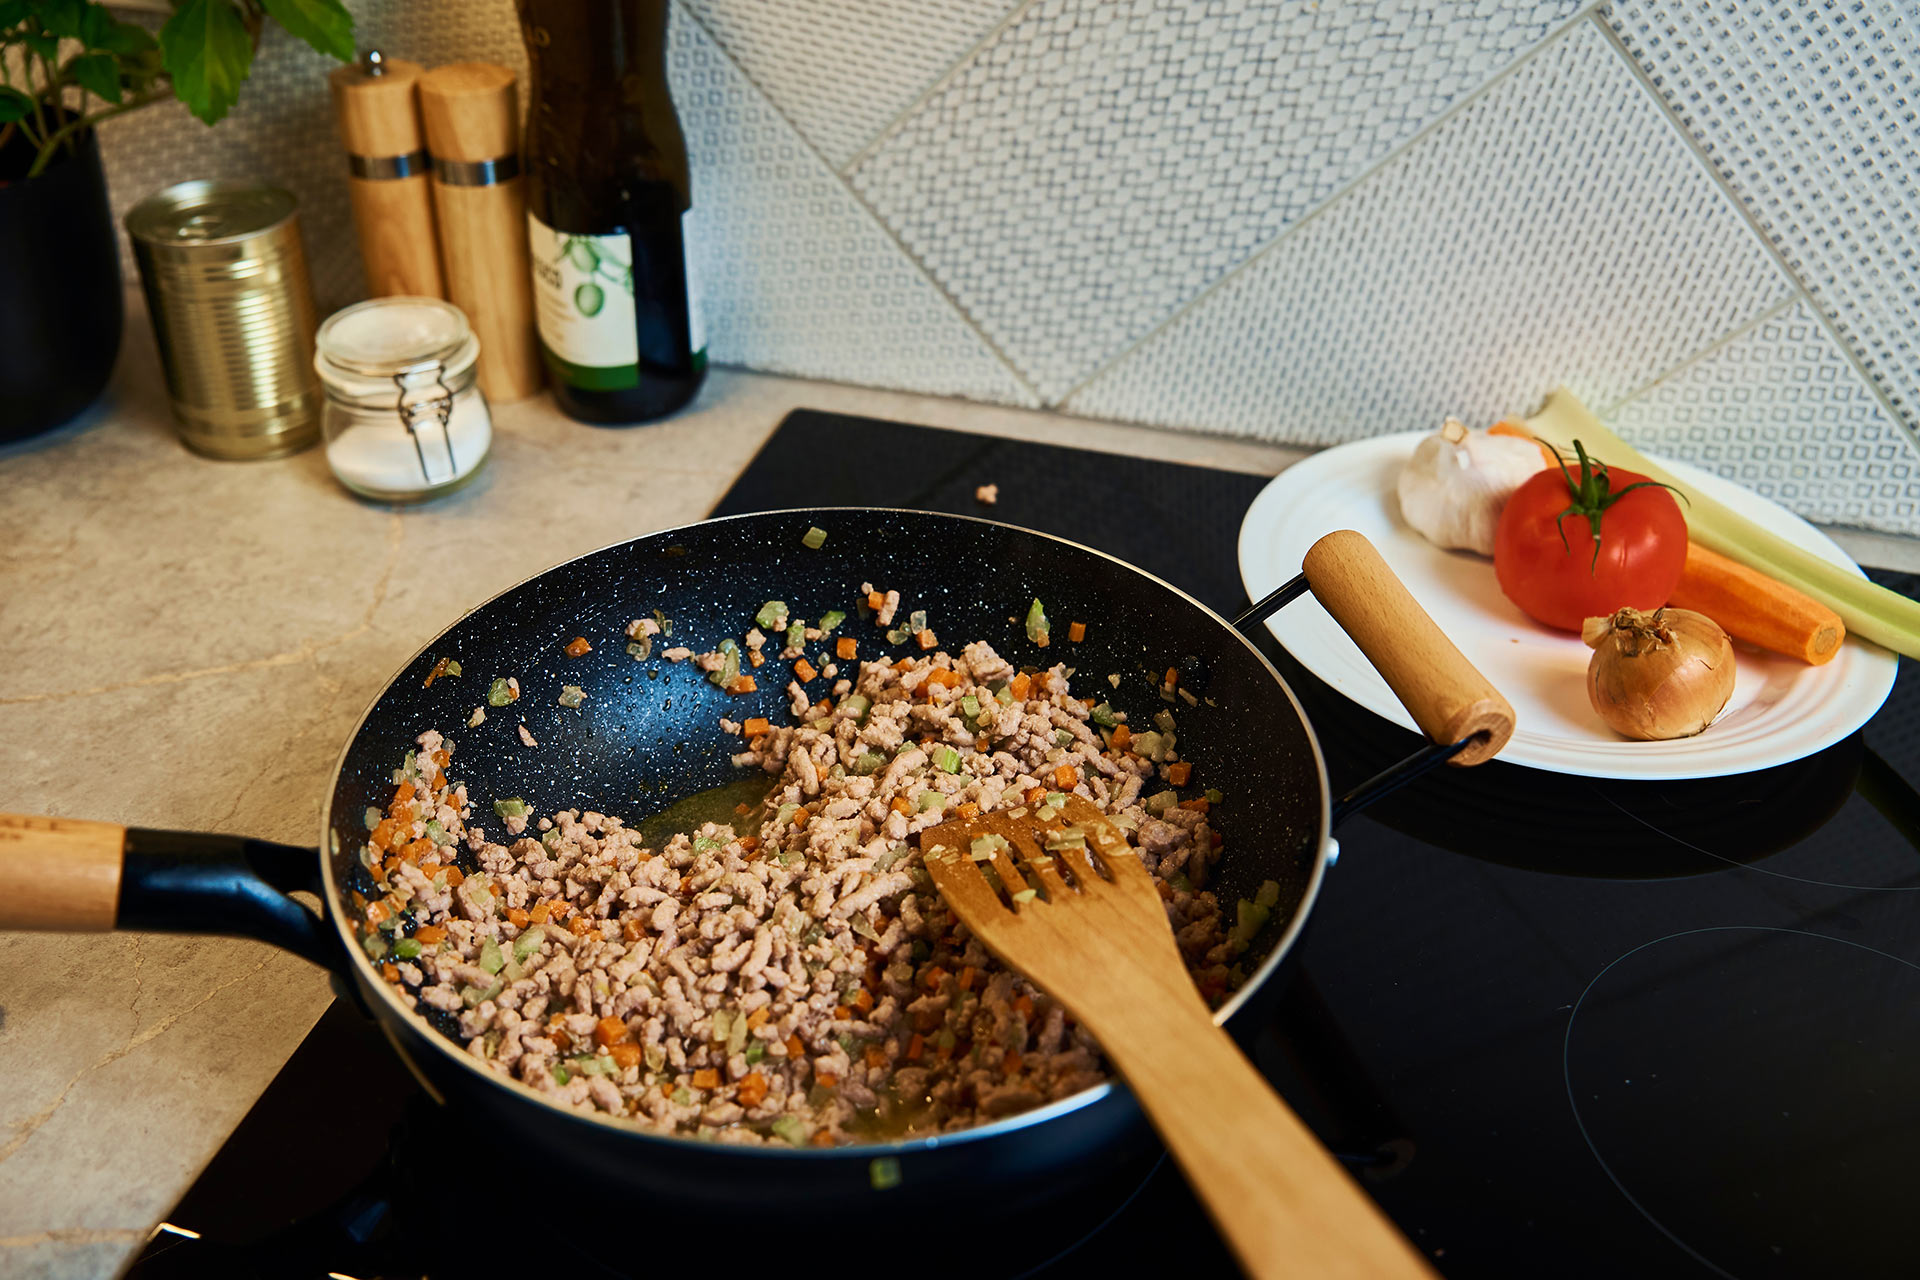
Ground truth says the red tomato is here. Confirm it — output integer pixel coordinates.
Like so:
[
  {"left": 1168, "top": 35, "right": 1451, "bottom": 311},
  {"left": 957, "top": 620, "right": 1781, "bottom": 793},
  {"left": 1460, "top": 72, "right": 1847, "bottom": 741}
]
[{"left": 1493, "top": 460, "right": 1686, "bottom": 632}]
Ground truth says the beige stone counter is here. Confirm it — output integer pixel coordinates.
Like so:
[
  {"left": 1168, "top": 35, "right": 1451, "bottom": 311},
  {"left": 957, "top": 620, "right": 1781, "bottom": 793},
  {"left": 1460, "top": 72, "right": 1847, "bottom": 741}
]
[{"left": 0, "top": 312, "right": 1306, "bottom": 1279}]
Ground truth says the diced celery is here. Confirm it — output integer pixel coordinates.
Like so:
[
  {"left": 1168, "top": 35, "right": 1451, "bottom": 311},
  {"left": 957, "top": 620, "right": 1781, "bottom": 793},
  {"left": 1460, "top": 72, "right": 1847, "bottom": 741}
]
[
  {"left": 1025, "top": 598, "right": 1049, "bottom": 644},
  {"left": 513, "top": 930, "right": 543, "bottom": 963},
  {"left": 970, "top": 833, "right": 1008, "bottom": 861},
  {"left": 934, "top": 746, "right": 961, "bottom": 773},
  {"left": 627, "top": 637, "right": 653, "bottom": 661},
  {"left": 869, "top": 1156, "right": 902, "bottom": 1191},
  {"left": 425, "top": 820, "right": 452, "bottom": 845},
  {"left": 756, "top": 601, "right": 788, "bottom": 629},
  {"left": 801, "top": 527, "right": 828, "bottom": 550},
  {"left": 712, "top": 1009, "right": 733, "bottom": 1042},
  {"left": 1153, "top": 709, "right": 1177, "bottom": 734},
  {"left": 841, "top": 693, "right": 871, "bottom": 722},
  {"left": 771, "top": 1115, "right": 808, "bottom": 1146},
  {"left": 553, "top": 1064, "right": 571, "bottom": 1085},
  {"left": 745, "top": 1041, "right": 765, "bottom": 1064},
  {"left": 653, "top": 609, "right": 672, "bottom": 636},
  {"left": 959, "top": 695, "right": 980, "bottom": 718},
  {"left": 362, "top": 933, "right": 388, "bottom": 960},
  {"left": 1254, "top": 879, "right": 1281, "bottom": 910},
  {"left": 786, "top": 621, "right": 805, "bottom": 650},
  {"left": 1144, "top": 790, "right": 1176, "bottom": 815},
  {"left": 672, "top": 1086, "right": 693, "bottom": 1105},
  {"left": 729, "top": 1014, "right": 750, "bottom": 1056},
  {"left": 1055, "top": 729, "right": 1074, "bottom": 746},
  {"left": 1168, "top": 872, "right": 1193, "bottom": 893},
  {"left": 558, "top": 684, "right": 585, "bottom": 708},
  {"left": 394, "top": 937, "right": 423, "bottom": 960},
  {"left": 493, "top": 797, "right": 528, "bottom": 820},
  {"left": 1012, "top": 888, "right": 1038, "bottom": 904},
  {"left": 775, "top": 802, "right": 801, "bottom": 826},
  {"left": 818, "top": 610, "right": 846, "bottom": 633},
  {"left": 1204, "top": 788, "right": 1224, "bottom": 805},
  {"left": 487, "top": 678, "right": 513, "bottom": 707},
  {"left": 1089, "top": 701, "right": 1117, "bottom": 727},
  {"left": 479, "top": 938, "right": 504, "bottom": 974}
]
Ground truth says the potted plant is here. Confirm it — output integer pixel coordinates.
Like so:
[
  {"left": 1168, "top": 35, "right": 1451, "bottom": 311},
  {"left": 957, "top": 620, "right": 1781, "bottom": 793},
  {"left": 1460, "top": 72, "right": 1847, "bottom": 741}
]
[{"left": 0, "top": 0, "right": 355, "bottom": 442}]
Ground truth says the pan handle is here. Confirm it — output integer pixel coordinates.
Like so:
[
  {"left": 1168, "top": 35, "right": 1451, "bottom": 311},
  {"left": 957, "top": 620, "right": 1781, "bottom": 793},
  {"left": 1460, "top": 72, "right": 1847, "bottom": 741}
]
[
  {"left": 1300, "top": 530, "right": 1515, "bottom": 766},
  {"left": 0, "top": 813, "right": 342, "bottom": 970}
]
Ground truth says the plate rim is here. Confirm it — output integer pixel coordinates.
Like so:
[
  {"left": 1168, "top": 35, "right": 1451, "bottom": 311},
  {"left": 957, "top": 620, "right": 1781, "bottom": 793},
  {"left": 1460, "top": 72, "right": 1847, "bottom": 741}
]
[{"left": 1237, "top": 431, "right": 1899, "bottom": 780}]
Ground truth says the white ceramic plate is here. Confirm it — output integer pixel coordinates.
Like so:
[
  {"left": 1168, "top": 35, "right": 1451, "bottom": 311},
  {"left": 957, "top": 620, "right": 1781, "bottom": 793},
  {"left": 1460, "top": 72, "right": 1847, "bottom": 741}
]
[{"left": 1238, "top": 432, "right": 1899, "bottom": 779}]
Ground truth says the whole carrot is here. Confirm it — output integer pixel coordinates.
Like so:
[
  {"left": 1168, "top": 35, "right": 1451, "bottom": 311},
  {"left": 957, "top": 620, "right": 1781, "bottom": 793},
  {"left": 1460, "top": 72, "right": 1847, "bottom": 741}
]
[{"left": 1665, "top": 541, "right": 1845, "bottom": 665}]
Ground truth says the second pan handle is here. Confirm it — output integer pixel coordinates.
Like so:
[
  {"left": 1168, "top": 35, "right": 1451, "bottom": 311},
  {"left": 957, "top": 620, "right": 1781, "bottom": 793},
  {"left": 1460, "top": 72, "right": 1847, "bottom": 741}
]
[{"left": 1301, "top": 530, "right": 1514, "bottom": 766}]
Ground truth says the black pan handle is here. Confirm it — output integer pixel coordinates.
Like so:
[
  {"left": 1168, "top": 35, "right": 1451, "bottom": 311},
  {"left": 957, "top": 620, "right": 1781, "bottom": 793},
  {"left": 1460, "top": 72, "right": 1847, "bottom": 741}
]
[{"left": 0, "top": 813, "right": 343, "bottom": 971}]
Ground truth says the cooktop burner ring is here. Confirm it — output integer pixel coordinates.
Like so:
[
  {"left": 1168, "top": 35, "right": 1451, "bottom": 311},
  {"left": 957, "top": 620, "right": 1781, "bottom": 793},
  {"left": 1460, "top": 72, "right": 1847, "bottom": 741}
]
[
  {"left": 1598, "top": 791, "right": 1920, "bottom": 895},
  {"left": 1564, "top": 925, "right": 1920, "bottom": 1280}
]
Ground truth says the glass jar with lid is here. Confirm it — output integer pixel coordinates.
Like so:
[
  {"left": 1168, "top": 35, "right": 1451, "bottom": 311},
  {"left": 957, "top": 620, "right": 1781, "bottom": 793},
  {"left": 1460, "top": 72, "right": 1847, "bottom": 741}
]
[{"left": 315, "top": 296, "right": 491, "bottom": 502}]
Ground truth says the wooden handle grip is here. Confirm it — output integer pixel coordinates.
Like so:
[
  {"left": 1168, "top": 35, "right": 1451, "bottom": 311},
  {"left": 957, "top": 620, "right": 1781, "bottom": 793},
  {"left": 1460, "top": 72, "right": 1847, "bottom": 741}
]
[
  {"left": 1101, "top": 1004, "right": 1437, "bottom": 1279},
  {"left": 0, "top": 813, "right": 126, "bottom": 930},
  {"left": 1302, "top": 529, "right": 1514, "bottom": 765}
]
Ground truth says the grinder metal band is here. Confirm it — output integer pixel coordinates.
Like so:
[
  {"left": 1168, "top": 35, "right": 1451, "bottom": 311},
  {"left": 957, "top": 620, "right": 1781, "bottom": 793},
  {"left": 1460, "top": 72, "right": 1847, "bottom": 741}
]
[
  {"left": 347, "top": 149, "right": 431, "bottom": 181},
  {"left": 433, "top": 154, "right": 521, "bottom": 187}
]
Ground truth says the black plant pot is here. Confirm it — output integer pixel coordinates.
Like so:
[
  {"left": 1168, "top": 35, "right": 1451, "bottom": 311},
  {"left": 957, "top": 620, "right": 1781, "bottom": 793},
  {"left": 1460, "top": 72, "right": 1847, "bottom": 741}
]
[{"left": 0, "top": 127, "right": 123, "bottom": 442}]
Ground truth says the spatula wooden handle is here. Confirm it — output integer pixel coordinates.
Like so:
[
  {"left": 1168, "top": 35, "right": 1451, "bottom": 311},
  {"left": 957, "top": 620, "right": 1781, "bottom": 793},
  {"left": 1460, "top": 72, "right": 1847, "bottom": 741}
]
[
  {"left": 1303, "top": 528, "right": 1514, "bottom": 764},
  {"left": 1095, "top": 994, "right": 1436, "bottom": 1279},
  {"left": 0, "top": 813, "right": 127, "bottom": 930}
]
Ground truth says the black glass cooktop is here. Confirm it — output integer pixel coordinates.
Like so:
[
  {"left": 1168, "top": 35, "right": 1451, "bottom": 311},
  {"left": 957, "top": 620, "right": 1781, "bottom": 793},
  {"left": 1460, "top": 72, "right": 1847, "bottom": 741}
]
[{"left": 131, "top": 411, "right": 1920, "bottom": 1279}]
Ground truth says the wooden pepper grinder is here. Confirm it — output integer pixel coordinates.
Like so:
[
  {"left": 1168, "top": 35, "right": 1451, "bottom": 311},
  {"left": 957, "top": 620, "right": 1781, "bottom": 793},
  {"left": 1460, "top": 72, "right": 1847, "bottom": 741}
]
[
  {"left": 417, "top": 63, "right": 544, "bottom": 404},
  {"left": 328, "top": 51, "right": 445, "bottom": 299}
]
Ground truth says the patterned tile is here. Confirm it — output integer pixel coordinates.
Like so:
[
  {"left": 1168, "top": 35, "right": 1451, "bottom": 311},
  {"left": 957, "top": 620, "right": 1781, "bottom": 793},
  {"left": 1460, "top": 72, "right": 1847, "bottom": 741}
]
[
  {"left": 97, "top": 1, "right": 527, "bottom": 312},
  {"left": 1064, "top": 23, "right": 1795, "bottom": 448},
  {"left": 1609, "top": 0, "right": 1920, "bottom": 445},
  {"left": 1608, "top": 301, "right": 1920, "bottom": 535},
  {"left": 667, "top": 12, "right": 1038, "bottom": 404},
  {"left": 680, "top": 0, "right": 1019, "bottom": 170},
  {"left": 849, "top": 0, "right": 1594, "bottom": 401}
]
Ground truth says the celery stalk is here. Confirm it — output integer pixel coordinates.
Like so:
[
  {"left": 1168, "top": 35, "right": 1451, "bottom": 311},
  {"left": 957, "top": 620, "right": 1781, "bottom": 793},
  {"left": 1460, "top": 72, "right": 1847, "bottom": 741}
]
[{"left": 1526, "top": 388, "right": 1920, "bottom": 659}]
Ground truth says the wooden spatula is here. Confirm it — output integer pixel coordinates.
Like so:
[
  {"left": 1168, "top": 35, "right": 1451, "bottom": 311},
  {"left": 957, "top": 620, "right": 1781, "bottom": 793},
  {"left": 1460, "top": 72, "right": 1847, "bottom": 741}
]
[{"left": 922, "top": 795, "right": 1435, "bottom": 1280}]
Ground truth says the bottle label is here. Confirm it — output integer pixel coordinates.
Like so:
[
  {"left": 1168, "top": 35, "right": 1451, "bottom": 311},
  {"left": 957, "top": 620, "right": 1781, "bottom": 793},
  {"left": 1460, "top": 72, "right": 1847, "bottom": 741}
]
[{"left": 528, "top": 217, "right": 640, "bottom": 388}]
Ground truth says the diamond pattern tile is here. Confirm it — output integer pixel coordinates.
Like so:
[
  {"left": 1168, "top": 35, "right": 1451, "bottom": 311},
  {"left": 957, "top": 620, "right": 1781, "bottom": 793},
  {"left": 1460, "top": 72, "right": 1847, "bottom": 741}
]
[
  {"left": 1608, "top": 302, "right": 1920, "bottom": 535},
  {"left": 1609, "top": 0, "right": 1920, "bottom": 447},
  {"left": 667, "top": 11, "right": 1038, "bottom": 404},
  {"left": 849, "top": 0, "right": 1593, "bottom": 401},
  {"left": 680, "top": 0, "right": 1019, "bottom": 170},
  {"left": 1064, "top": 23, "right": 1795, "bottom": 449}
]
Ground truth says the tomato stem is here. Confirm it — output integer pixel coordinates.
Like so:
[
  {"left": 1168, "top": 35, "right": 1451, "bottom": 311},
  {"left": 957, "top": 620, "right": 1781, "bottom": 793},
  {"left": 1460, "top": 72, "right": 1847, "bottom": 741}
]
[{"left": 1551, "top": 438, "right": 1685, "bottom": 572}]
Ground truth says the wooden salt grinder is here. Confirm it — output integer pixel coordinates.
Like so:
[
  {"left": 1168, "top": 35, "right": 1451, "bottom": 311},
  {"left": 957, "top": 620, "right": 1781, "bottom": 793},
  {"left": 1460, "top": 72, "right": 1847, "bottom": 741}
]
[
  {"left": 328, "top": 52, "right": 445, "bottom": 299},
  {"left": 416, "top": 63, "right": 544, "bottom": 404}
]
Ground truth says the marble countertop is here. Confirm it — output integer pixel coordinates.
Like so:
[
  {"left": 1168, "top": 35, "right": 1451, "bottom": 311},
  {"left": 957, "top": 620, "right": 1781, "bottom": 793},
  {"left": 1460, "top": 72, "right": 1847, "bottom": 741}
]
[{"left": 0, "top": 312, "right": 1307, "bottom": 1279}]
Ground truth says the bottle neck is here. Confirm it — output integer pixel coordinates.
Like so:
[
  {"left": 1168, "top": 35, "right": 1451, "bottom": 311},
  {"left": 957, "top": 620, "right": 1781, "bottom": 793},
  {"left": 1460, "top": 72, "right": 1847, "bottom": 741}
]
[{"left": 519, "top": 0, "right": 669, "bottom": 96}]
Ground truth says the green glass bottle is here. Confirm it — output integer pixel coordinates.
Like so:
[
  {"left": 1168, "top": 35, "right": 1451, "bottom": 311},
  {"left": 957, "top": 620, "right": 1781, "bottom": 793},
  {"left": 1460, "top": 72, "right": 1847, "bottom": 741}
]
[{"left": 518, "top": 0, "right": 706, "bottom": 424}]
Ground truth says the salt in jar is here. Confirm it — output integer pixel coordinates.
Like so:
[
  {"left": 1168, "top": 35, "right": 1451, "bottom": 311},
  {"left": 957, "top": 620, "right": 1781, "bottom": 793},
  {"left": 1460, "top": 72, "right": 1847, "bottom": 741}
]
[{"left": 316, "top": 296, "right": 491, "bottom": 502}]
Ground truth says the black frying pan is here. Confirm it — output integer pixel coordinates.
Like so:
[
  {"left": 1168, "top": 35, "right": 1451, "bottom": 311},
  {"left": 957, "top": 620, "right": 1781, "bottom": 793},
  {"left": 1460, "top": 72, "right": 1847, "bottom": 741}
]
[{"left": 0, "top": 509, "right": 1511, "bottom": 1233}]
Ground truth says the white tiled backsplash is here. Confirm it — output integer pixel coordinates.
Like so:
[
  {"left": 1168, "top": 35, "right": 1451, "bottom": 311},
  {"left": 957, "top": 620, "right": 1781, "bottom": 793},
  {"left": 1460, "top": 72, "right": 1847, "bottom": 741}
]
[{"left": 96, "top": 0, "right": 1920, "bottom": 535}]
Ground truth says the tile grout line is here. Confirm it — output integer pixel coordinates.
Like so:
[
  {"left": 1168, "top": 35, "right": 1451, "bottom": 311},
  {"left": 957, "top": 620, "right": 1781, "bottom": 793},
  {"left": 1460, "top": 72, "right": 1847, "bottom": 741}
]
[
  {"left": 1591, "top": 293, "right": 1800, "bottom": 420},
  {"left": 838, "top": 0, "right": 1044, "bottom": 178},
  {"left": 1589, "top": 10, "right": 1920, "bottom": 455},
  {"left": 672, "top": 1, "right": 1045, "bottom": 406},
  {"left": 1048, "top": 0, "right": 1608, "bottom": 410}
]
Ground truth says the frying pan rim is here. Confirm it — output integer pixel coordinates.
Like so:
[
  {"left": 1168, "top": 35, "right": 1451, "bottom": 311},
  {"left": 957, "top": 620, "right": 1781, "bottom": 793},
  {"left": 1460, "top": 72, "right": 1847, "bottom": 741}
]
[{"left": 318, "top": 506, "right": 1335, "bottom": 1159}]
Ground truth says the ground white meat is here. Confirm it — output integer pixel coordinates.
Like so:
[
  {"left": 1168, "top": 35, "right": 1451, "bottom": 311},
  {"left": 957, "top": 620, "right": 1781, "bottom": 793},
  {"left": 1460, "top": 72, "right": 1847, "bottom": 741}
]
[{"left": 354, "top": 641, "right": 1233, "bottom": 1150}]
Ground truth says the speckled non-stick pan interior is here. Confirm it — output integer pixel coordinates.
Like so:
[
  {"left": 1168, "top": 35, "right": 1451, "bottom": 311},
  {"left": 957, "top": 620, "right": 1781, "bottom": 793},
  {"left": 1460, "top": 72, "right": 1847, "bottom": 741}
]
[{"left": 324, "top": 508, "right": 1324, "bottom": 999}]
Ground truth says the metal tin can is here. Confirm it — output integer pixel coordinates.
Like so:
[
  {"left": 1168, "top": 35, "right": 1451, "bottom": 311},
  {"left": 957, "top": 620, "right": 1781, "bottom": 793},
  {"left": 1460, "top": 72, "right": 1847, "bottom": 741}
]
[{"left": 125, "top": 180, "right": 322, "bottom": 460}]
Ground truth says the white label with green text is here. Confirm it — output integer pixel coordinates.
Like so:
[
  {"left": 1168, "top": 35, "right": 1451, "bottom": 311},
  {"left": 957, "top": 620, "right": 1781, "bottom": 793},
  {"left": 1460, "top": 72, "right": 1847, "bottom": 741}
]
[{"left": 528, "top": 217, "right": 638, "bottom": 373}]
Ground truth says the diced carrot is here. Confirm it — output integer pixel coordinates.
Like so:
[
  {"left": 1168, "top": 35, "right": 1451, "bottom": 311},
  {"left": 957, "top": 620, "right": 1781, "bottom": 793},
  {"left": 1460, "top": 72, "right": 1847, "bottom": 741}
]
[
  {"left": 746, "top": 1007, "right": 770, "bottom": 1029},
  {"left": 922, "top": 965, "right": 949, "bottom": 990},
  {"left": 1164, "top": 667, "right": 1179, "bottom": 688},
  {"left": 400, "top": 838, "right": 433, "bottom": 863},
  {"left": 865, "top": 1044, "right": 888, "bottom": 1069},
  {"left": 1034, "top": 632, "right": 1049, "bottom": 648},
  {"left": 692, "top": 1067, "right": 720, "bottom": 1089},
  {"left": 1211, "top": 831, "right": 1224, "bottom": 849},
  {"left": 727, "top": 674, "right": 757, "bottom": 694},
  {"left": 365, "top": 900, "right": 390, "bottom": 926},
  {"left": 551, "top": 1027, "right": 572, "bottom": 1051},
  {"left": 906, "top": 1033, "right": 926, "bottom": 1062},
  {"left": 423, "top": 656, "right": 450, "bottom": 688},
  {"left": 922, "top": 668, "right": 963, "bottom": 696},
  {"left": 736, "top": 1072, "right": 768, "bottom": 1108},
  {"left": 425, "top": 768, "right": 446, "bottom": 792},
  {"left": 742, "top": 717, "right": 771, "bottom": 737},
  {"left": 609, "top": 1042, "right": 642, "bottom": 1071},
  {"left": 1053, "top": 764, "right": 1079, "bottom": 790},
  {"left": 935, "top": 1037, "right": 956, "bottom": 1061},
  {"left": 790, "top": 806, "right": 809, "bottom": 828},
  {"left": 832, "top": 1005, "right": 853, "bottom": 1020},
  {"left": 1179, "top": 797, "right": 1212, "bottom": 815},
  {"left": 1013, "top": 994, "right": 1034, "bottom": 1017},
  {"left": 794, "top": 657, "right": 818, "bottom": 683},
  {"left": 1110, "top": 724, "right": 1131, "bottom": 752},
  {"left": 594, "top": 1015, "right": 631, "bottom": 1047},
  {"left": 1667, "top": 540, "right": 1846, "bottom": 664},
  {"left": 442, "top": 867, "right": 463, "bottom": 887},
  {"left": 381, "top": 962, "right": 399, "bottom": 982},
  {"left": 569, "top": 915, "right": 593, "bottom": 937},
  {"left": 955, "top": 801, "right": 981, "bottom": 820},
  {"left": 957, "top": 966, "right": 977, "bottom": 992},
  {"left": 815, "top": 1072, "right": 841, "bottom": 1090},
  {"left": 890, "top": 796, "right": 913, "bottom": 815},
  {"left": 679, "top": 874, "right": 694, "bottom": 893},
  {"left": 1003, "top": 1051, "right": 1023, "bottom": 1077},
  {"left": 564, "top": 636, "right": 592, "bottom": 657},
  {"left": 812, "top": 699, "right": 832, "bottom": 717},
  {"left": 414, "top": 924, "right": 448, "bottom": 946},
  {"left": 370, "top": 818, "right": 400, "bottom": 852},
  {"left": 811, "top": 1130, "right": 836, "bottom": 1148},
  {"left": 506, "top": 906, "right": 530, "bottom": 928},
  {"left": 659, "top": 1081, "right": 675, "bottom": 1099},
  {"left": 1067, "top": 621, "right": 1087, "bottom": 643},
  {"left": 916, "top": 629, "right": 937, "bottom": 650},
  {"left": 853, "top": 987, "right": 874, "bottom": 1013},
  {"left": 1167, "top": 761, "right": 1192, "bottom": 787},
  {"left": 1024, "top": 786, "right": 1046, "bottom": 805},
  {"left": 431, "top": 748, "right": 450, "bottom": 769},
  {"left": 528, "top": 902, "right": 550, "bottom": 924},
  {"left": 739, "top": 835, "right": 760, "bottom": 855},
  {"left": 622, "top": 918, "right": 645, "bottom": 942},
  {"left": 836, "top": 636, "right": 858, "bottom": 660},
  {"left": 867, "top": 590, "right": 885, "bottom": 611},
  {"left": 1009, "top": 672, "right": 1031, "bottom": 700},
  {"left": 748, "top": 648, "right": 765, "bottom": 668},
  {"left": 1155, "top": 879, "right": 1174, "bottom": 901},
  {"left": 787, "top": 1034, "right": 806, "bottom": 1058}
]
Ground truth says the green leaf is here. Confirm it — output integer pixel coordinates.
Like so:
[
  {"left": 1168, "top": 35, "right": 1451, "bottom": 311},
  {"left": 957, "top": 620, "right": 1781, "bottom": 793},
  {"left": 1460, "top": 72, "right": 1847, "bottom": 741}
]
[
  {"left": 0, "top": 87, "right": 32, "bottom": 124},
  {"left": 34, "top": 0, "right": 85, "bottom": 39},
  {"left": 0, "top": 1, "right": 35, "bottom": 27},
  {"left": 258, "top": 0, "right": 354, "bottom": 62},
  {"left": 160, "top": 0, "right": 253, "bottom": 125},
  {"left": 67, "top": 51, "right": 121, "bottom": 103},
  {"left": 98, "top": 17, "right": 157, "bottom": 56}
]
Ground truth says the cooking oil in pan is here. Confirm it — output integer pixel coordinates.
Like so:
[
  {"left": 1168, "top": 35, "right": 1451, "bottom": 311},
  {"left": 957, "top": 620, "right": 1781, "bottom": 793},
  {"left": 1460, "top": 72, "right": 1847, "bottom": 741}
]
[{"left": 633, "top": 772, "right": 777, "bottom": 850}]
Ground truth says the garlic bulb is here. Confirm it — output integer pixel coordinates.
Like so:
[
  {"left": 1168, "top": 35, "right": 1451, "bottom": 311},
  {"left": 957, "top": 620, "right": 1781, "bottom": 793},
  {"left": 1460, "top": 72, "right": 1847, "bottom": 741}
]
[
  {"left": 1396, "top": 418, "right": 1546, "bottom": 555},
  {"left": 1583, "top": 607, "right": 1736, "bottom": 740}
]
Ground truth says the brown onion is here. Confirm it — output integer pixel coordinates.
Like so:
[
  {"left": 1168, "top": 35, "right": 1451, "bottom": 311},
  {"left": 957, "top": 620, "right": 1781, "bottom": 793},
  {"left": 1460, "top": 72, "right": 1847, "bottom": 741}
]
[{"left": 1582, "top": 606, "right": 1735, "bottom": 740}]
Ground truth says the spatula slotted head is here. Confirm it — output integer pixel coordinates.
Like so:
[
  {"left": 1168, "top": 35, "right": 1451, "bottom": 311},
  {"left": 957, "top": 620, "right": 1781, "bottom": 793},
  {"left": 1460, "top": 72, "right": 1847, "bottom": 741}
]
[{"left": 920, "top": 795, "right": 1190, "bottom": 1019}]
